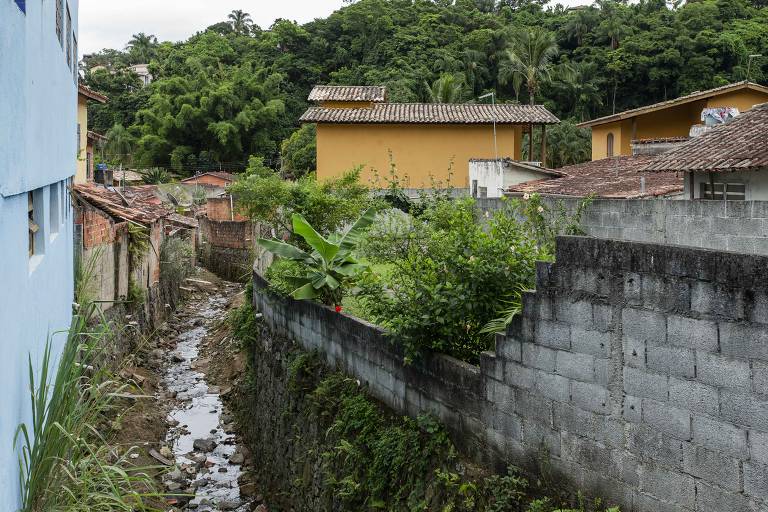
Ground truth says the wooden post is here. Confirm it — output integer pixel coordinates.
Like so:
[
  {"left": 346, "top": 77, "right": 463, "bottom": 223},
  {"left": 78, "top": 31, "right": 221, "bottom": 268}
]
[
  {"left": 541, "top": 124, "right": 547, "bottom": 167},
  {"left": 528, "top": 123, "right": 534, "bottom": 162}
]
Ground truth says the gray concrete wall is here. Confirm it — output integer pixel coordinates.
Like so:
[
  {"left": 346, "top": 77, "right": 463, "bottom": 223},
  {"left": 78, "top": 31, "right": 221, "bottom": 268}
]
[
  {"left": 475, "top": 198, "right": 768, "bottom": 255},
  {"left": 253, "top": 236, "right": 768, "bottom": 512}
]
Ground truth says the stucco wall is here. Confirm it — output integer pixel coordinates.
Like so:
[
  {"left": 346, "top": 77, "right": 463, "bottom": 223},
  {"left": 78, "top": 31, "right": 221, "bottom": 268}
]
[
  {"left": 253, "top": 236, "right": 768, "bottom": 511},
  {"left": 469, "top": 160, "right": 552, "bottom": 198},
  {"left": 687, "top": 170, "right": 768, "bottom": 202},
  {"left": 316, "top": 123, "right": 523, "bottom": 188},
  {"left": 75, "top": 95, "right": 88, "bottom": 184},
  {"left": 0, "top": 1, "right": 78, "bottom": 509}
]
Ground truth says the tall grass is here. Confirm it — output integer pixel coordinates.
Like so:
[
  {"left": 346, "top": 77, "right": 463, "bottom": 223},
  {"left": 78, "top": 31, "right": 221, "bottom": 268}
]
[{"left": 16, "top": 254, "right": 164, "bottom": 511}]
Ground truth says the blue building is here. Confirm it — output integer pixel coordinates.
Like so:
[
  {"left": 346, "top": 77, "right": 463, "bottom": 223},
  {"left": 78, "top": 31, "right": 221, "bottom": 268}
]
[{"left": 0, "top": 0, "right": 78, "bottom": 508}]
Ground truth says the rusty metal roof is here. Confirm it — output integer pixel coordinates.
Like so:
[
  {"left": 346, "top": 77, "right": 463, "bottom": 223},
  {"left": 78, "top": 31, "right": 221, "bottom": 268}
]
[
  {"left": 642, "top": 102, "right": 768, "bottom": 173},
  {"left": 577, "top": 81, "right": 768, "bottom": 128},
  {"left": 300, "top": 103, "right": 559, "bottom": 125},
  {"left": 308, "top": 85, "right": 387, "bottom": 103},
  {"left": 508, "top": 155, "right": 684, "bottom": 198}
]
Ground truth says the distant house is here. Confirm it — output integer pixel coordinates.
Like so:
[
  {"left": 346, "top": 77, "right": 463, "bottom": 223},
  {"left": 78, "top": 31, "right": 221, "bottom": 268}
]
[
  {"left": 76, "top": 84, "right": 108, "bottom": 184},
  {"left": 578, "top": 81, "right": 768, "bottom": 161},
  {"left": 508, "top": 155, "right": 684, "bottom": 199},
  {"left": 301, "top": 85, "right": 559, "bottom": 189},
  {"left": 468, "top": 159, "right": 564, "bottom": 198},
  {"left": 129, "top": 63, "right": 153, "bottom": 86},
  {"left": 1, "top": 0, "right": 80, "bottom": 508},
  {"left": 180, "top": 171, "right": 236, "bottom": 188},
  {"left": 643, "top": 102, "right": 768, "bottom": 200}
]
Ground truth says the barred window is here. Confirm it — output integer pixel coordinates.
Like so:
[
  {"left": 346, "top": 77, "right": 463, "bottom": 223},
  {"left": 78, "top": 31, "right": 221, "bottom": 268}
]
[
  {"left": 66, "top": 5, "right": 72, "bottom": 70},
  {"left": 700, "top": 182, "right": 746, "bottom": 201},
  {"left": 56, "top": 0, "right": 63, "bottom": 45}
]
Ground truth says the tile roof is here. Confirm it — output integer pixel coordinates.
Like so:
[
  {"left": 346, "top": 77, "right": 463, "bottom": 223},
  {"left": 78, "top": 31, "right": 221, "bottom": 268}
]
[
  {"left": 300, "top": 103, "right": 559, "bottom": 125},
  {"left": 508, "top": 155, "right": 684, "bottom": 199},
  {"left": 308, "top": 85, "right": 387, "bottom": 103},
  {"left": 78, "top": 84, "right": 108, "bottom": 103},
  {"left": 180, "top": 171, "right": 236, "bottom": 183},
  {"left": 577, "top": 81, "right": 768, "bottom": 128},
  {"left": 87, "top": 130, "right": 108, "bottom": 143},
  {"left": 643, "top": 102, "right": 768, "bottom": 173}
]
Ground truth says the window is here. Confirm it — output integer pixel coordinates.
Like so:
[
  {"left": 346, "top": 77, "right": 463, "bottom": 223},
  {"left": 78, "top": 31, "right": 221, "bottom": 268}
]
[
  {"left": 471, "top": 179, "right": 478, "bottom": 198},
  {"left": 50, "top": 183, "right": 60, "bottom": 235},
  {"left": 479, "top": 186, "right": 488, "bottom": 198},
  {"left": 607, "top": 133, "right": 614, "bottom": 157},
  {"left": 28, "top": 189, "right": 45, "bottom": 257},
  {"left": 56, "top": 0, "right": 63, "bottom": 45},
  {"left": 700, "top": 182, "right": 746, "bottom": 200},
  {"left": 73, "top": 35, "right": 78, "bottom": 82},
  {"left": 28, "top": 193, "right": 37, "bottom": 256},
  {"left": 14, "top": 0, "right": 25, "bottom": 13},
  {"left": 66, "top": 5, "right": 72, "bottom": 70}
]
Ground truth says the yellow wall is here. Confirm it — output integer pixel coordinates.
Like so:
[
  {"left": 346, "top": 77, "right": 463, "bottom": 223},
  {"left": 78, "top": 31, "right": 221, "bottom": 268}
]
[
  {"left": 75, "top": 95, "right": 88, "bottom": 184},
  {"left": 589, "top": 88, "right": 768, "bottom": 160},
  {"left": 316, "top": 123, "right": 523, "bottom": 188}
]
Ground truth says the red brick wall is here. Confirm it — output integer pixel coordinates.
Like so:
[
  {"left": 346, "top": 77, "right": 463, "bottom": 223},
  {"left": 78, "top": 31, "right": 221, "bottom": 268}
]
[
  {"left": 200, "top": 217, "right": 252, "bottom": 249},
  {"left": 186, "top": 175, "right": 231, "bottom": 187},
  {"left": 76, "top": 207, "right": 114, "bottom": 248},
  {"left": 207, "top": 197, "right": 248, "bottom": 222}
]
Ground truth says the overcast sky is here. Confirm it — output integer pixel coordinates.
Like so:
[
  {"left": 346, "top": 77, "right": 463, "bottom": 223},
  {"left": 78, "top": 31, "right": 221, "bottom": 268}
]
[{"left": 79, "top": 0, "right": 347, "bottom": 55}]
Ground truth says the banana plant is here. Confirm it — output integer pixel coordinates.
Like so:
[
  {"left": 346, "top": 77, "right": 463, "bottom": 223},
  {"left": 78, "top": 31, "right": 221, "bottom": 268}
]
[{"left": 257, "top": 207, "right": 378, "bottom": 305}]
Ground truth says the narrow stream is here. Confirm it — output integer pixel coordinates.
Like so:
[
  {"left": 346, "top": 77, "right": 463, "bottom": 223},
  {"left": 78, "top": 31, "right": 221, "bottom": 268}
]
[{"left": 162, "top": 289, "right": 249, "bottom": 511}]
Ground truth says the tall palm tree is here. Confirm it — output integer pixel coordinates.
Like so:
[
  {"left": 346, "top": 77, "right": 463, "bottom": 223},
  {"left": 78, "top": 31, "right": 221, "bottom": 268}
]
[
  {"left": 228, "top": 10, "right": 253, "bottom": 35},
  {"left": 462, "top": 49, "right": 488, "bottom": 96},
  {"left": 125, "top": 33, "right": 158, "bottom": 63},
  {"left": 550, "top": 62, "right": 604, "bottom": 122},
  {"left": 105, "top": 123, "right": 134, "bottom": 165},
  {"left": 425, "top": 74, "right": 465, "bottom": 103},
  {"left": 563, "top": 8, "right": 599, "bottom": 46},
  {"left": 498, "top": 28, "right": 558, "bottom": 105}
]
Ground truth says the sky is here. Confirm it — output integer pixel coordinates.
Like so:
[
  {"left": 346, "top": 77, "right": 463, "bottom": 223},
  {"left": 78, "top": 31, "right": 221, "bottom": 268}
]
[{"left": 78, "top": 0, "right": 347, "bottom": 56}]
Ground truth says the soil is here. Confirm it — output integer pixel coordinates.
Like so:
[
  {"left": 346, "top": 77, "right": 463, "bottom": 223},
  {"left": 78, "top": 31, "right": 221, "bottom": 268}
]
[{"left": 111, "top": 268, "right": 264, "bottom": 511}]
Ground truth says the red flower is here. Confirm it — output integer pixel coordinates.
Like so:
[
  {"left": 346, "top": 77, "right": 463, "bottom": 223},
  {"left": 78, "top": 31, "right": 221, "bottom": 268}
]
[{"left": 335, "top": 305, "right": 343, "bottom": 313}]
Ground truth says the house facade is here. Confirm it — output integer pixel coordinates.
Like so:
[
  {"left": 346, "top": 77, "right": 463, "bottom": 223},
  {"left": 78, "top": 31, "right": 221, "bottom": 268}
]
[
  {"left": 76, "top": 84, "right": 108, "bottom": 184},
  {"left": 301, "top": 86, "right": 559, "bottom": 188},
  {"left": 0, "top": 0, "right": 79, "bottom": 508},
  {"left": 578, "top": 81, "right": 768, "bottom": 161}
]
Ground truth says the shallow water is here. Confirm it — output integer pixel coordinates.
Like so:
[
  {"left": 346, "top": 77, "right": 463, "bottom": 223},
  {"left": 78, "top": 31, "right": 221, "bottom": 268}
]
[{"left": 163, "top": 292, "right": 248, "bottom": 511}]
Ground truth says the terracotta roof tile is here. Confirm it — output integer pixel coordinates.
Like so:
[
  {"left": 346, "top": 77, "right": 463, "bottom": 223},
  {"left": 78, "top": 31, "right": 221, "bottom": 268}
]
[
  {"left": 180, "top": 171, "right": 236, "bottom": 183},
  {"left": 78, "top": 84, "right": 108, "bottom": 103},
  {"left": 300, "top": 103, "right": 559, "bottom": 125},
  {"left": 509, "top": 155, "right": 683, "bottom": 198},
  {"left": 643, "top": 103, "right": 768, "bottom": 173},
  {"left": 73, "top": 183, "right": 171, "bottom": 226},
  {"left": 308, "top": 85, "right": 387, "bottom": 102}
]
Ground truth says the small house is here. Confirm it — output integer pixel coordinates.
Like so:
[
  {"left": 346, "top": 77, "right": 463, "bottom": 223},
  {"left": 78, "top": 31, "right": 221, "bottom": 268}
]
[
  {"left": 76, "top": 84, "right": 108, "bottom": 184},
  {"left": 468, "top": 159, "right": 564, "bottom": 198}
]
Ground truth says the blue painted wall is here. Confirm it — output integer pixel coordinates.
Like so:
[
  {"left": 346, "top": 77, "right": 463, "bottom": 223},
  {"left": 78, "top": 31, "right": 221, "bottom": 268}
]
[{"left": 0, "top": 0, "right": 78, "bottom": 508}]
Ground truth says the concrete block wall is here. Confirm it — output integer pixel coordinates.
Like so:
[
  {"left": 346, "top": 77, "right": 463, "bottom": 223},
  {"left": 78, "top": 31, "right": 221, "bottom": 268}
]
[
  {"left": 476, "top": 198, "right": 768, "bottom": 255},
  {"left": 252, "top": 236, "right": 768, "bottom": 511}
]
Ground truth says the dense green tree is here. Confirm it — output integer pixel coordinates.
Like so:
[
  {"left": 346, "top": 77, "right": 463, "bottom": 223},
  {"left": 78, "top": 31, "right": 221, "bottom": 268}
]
[
  {"left": 281, "top": 124, "right": 317, "bottom": 177},
  {"left": 425, "top": 73, "right": 466, "bottom": 103},
  {"left": 125, "top": 32, "right": 158, "bottom": 64},
  {"left": 499, "top": 28, "right": 558, "bottom": 104},
  {"left": 228, "top": 10, "right": 254, "bottom": 35}
]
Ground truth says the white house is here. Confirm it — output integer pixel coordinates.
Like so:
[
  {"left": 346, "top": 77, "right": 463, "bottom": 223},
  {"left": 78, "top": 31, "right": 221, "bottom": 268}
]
[
  {"left": 0, "top": 0, "right": 78, "bottom": 507},
  {"left": 468, "top": 158, "right": 564, "bottom": 198},
  {"left": 129, "top": 63, "right": 153, "bottom": 86}
]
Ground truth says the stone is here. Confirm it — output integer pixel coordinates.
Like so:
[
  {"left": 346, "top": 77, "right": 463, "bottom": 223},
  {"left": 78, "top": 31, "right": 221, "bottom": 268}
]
[
  {"left": 159, "top": 446, "right": 173, "bottom": 459},
  {"left": 193, "top": 438, "right": 217, "bottom": 452},
  {"left": 229, "top": 452, "right": 245, "bottom": 464},
  {"left": 218, "top": 500, "right": 240, "bottom": 510},
  {"left": 255, "top": 505, "right": 268, "bottom": 512}
]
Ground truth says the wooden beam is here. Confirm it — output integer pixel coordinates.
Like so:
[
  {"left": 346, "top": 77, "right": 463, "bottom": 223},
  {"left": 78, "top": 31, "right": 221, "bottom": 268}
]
[{"left": 541, "top": 124, "right": 547, "bottom": 167}]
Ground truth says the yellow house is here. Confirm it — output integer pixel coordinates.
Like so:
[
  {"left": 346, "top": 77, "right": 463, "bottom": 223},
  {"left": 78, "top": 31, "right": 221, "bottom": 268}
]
[
  {"left": 578, "top": 81, "right": 768, "bottom": 161},
  {"left": 76, "top": 85, "right": 108, "bottom": 184},
  {"left": 301, "top": 85, "right": 559, "bottom": 188}
]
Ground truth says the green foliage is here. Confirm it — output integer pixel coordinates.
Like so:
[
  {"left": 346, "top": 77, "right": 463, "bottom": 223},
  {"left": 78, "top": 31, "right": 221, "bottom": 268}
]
[
  {"left": 228, "top": 282, "right": 261, "bottom": 348},
  {"left": 230, "top": 157, "right": 375, "bottom": 235},
  {"left": 512, "top": 193, "right": 593, "bottom": 257},
  {"left": 127, "top": 222, "right": 150, "bottom": 270},
  {"left": 159, "top": 236, "right": 194, "bottom": 286},
  {"left": 258, "top": 207, "right": 377, "bottom": 305},
  {"left": 280, "top": 123, "right": 317, "bottom": 178},
  {"left": 127, "top": 278, "right": 146, "bottom": 306},
  {"left": 139, "top": 167, "right": 170, "bottom": 184}
]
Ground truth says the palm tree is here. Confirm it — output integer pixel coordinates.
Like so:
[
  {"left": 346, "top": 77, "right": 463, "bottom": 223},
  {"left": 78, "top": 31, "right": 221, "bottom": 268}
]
[
  {"left": 228, "top": 10, "right": 253, "bottom": 35},
  {"left": 563, "top": 8, "right": 599, "bottom": 46},
  {"left": 545, "top": 120, "right": 591, "bottom": 168},
  {"left": 425, "top": 74, "right": 465, "bottom": 103},
  {"left": 595, "top": 0, "right": 629, "bottom": 49},
  {"left": 125, "top": 33, "right": 158, "bottom": 63},
  {"left": 105, "top": 124, "right": 134, "bottom": 165},
  {"left": 498, "top": 28, "right": 558, "bottom": 105},
  {"left": 462, "top": 49, "right": 488, "bottom": 96},
  {"left": 550, "top": 62, "right": 604, "bottom": 122}
]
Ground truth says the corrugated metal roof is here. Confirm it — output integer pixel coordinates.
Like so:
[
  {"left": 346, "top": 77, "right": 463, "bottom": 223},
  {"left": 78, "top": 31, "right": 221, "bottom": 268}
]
[
  {"left": 300, "top": 103, "right": 559, "bottom": 125},
  {"left": 509, "top": 155, "right": 684, "bottom": 198},
  {"left": 643, "top": 102, "right": 768, "bottom": 173},
  {"left": 308, "top": 85, "right": 387, "bottom": 102}
]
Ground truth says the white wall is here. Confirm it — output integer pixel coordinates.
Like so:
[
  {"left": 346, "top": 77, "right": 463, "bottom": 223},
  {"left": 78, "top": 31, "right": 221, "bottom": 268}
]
[
  {"left": 469, "top": 160, "right": 553, "bottom": 198},
  {"left": 0, "top": 1, "right": 78, "bottom": 508},
  {"left": 686, "top": 169, "right": 768, "bottom": 201}
]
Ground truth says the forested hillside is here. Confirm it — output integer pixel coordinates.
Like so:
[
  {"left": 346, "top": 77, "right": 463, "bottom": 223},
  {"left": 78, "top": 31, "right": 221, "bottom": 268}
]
[{"left": 82, "top": 0, "right": 768, "bottom": 174}]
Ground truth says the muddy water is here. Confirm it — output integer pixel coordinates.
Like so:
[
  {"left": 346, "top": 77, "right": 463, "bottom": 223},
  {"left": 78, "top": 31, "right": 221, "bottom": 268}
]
[{"left": 163, "top": 290, "right": 249, "bottom": 511}]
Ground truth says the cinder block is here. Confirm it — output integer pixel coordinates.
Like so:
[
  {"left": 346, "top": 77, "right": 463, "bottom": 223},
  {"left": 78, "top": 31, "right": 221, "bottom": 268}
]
[
  {"left": 481, "top": 351, "right": 504, "bottom": 382},
  {"left": 639, "top": 462, "right": 696, "bottom": 505},
  {"left": 626, "top": 423, "right": 683, "bottom": 468},
  {"left": 504, "top": 361, "right": 535, "bottom": 390},
  {"left": 593, "top": 303, "right": 613, "bottom": 331},
  {"left": 514, "top": 388, "right": 553, "bottom": 426},
  {"left": 560, "top": 431, "right": 612, "bottom": 473},
  {"left": 556, "top": 299, "right": 594, "bottom": 328},
  {"left": 534, "top": 320, "right": 571, "bottom": 350},
  {"left": 593, "top": 358, "right": 609, "bottom": 386},
  {"left": 695, "top": 480, "right": 753, "bottom": 512},
  {"left": 719, "top": 389, "right": 768, "bottom": 430},
  {"left": 668, "top": 378, "right": 719, "bottom": 415},
  {"left": 754, "top": 361, "right": 768, "bottom": 395},
  {"left": 555, "top": 350, "right": 595, "bottom": 382},
  {"left": 534, "top": 370, "right": 570, "bottom": 402},
  {"left": 623, "top": 336, "right": 646, "bottom": 368},
  {"left": 720, "top": 322, "right": 768, "bottom": 362},
  {"left": 624, "top": 272, "right": 641, "bottom": 305},
  {"left": 692, "top": 415, "right": 748, "bottom": 459},
  {"left": 521, "top": 342, "right": 556, "bottom": 372},
  {"left": 624, "top": 367, "right": 668, "bottom": 401},
  {"left": 750, "top": 429, "right": 768, "bottom": 465},
  {"left": 552, "top": 402, "right": 606, "bottom": 442},
  {"left": 744, "top": 461, "right": 768, "bottom": 501},
  {"left": 485, "top": 376, "right": 515, "bottom": 407},
  {"left": 667, "top": 316, "right": 718, "bottom": 351},
  {"left": 622, "top": 307, "right": 666, "bottom": 344},
  {"left": 642, "top": 399, "right": 691, "bottom": 440},
  {"left": 521, "top": 417, "right": 561, "bottom": 457},
  {"left": 571, "top": 380, "right": 609, "bottom": 415},
  {"left": 696, "top": 351, "right": 751, "bottom": 391},
  {"left": 682, "top": 443, "right": 742, "bottom": 491},
  {"left": 646, "top": 344, "right": 695, "bottom": 378},
  {"left": 495, "top": 334, "right": 522, "bottom": 362},
  {"left": 570, "top": 327, "right": 611, "bottom": 358},
  {"left": 691, "top": 281, "right": 744, "bottom": 320},
  {"left": 641, "top": 274, "right": 691, "bottom": 313},
  {"left": 623, "top": 395, "right": 642, "bottom": 423},
  {"left": 491, "top": 409, "right": 523, "bottom": 441}
]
